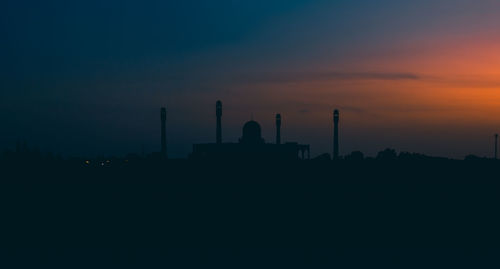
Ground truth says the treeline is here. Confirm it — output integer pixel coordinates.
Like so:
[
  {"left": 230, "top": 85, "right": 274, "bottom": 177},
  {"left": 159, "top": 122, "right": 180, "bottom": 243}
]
[{"left": 1, "top": 142, "right": 497, "bottom": 166}]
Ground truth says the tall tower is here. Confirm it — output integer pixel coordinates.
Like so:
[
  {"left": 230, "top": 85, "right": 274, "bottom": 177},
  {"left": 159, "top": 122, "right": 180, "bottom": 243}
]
[
  {"left": 216, "top": 100, "right": 222, "bottom": 144},
  {"left": 276, "top": 114, "right": 282, "bottom": 145},
  {"left": 495, "top": 134, "right": 498, "bottom": 160},
  {"left": 333, "top": 109, "right": 339, "bottom": 160},
  {"left": 161, "top": 107, "right": 167, "bottom": 158}
]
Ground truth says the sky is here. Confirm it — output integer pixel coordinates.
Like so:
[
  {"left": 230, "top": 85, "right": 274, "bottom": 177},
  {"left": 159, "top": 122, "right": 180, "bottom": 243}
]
[{"left": 1, "top": 0, "right": 500, "bottom": 158}]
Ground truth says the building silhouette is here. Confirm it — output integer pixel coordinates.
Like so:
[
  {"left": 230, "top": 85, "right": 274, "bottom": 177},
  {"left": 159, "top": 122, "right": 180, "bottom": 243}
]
[
  {"left": 333, "top": 109, "right": 339, "bottom": 160},
  {"left": 191, "top": 101, "right": 310, "bottom": 160},
  {"left": 161, "top": 107, "right": 167, "bottom": 159},
  {"left": 276, "top": 114, "right": 281, "bottom": 145},
  {"left": 216, "top": 100, "right": 222, "bottom": 144}
]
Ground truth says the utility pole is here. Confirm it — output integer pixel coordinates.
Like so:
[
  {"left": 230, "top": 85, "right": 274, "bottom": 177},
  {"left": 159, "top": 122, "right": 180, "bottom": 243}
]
[{"left": 495, "top": 134, "right": 498, "bottom": 160}]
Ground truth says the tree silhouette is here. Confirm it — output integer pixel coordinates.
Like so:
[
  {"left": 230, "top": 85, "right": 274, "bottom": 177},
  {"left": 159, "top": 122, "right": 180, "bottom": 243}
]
[
  {"left": 376, "top": 148, "right": 397, "bottom": 161},
  {"left": 345, "top": 151, "right": 364, "bottom": 161}
]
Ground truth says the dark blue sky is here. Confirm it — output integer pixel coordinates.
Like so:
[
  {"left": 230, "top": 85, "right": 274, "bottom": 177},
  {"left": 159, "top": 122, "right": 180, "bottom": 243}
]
[{"left": 2, "top": 1, "right": 500, "bottom": 158}]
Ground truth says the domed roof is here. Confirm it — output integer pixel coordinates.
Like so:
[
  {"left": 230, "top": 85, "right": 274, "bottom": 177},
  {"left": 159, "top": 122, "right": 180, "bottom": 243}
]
[
  {"left": 241, "top": 120, "right": 264, "bottom": 144},
  {"left": 243, "top": 120, "right": 261, "bottom": 133}
]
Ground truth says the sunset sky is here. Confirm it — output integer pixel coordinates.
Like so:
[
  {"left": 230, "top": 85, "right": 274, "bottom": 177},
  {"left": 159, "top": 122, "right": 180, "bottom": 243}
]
[{"left": 1, "top": 0, "right": 500, "bottom": 158}]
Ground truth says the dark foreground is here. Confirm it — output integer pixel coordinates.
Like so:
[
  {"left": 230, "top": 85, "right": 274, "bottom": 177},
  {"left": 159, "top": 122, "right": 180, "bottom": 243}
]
[{"left": 2, "top": 159, "right": 500, "bottom": 268}]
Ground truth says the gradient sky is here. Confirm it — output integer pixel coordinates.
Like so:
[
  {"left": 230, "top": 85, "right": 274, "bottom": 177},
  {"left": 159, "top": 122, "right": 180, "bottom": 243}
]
[{"left": 2, "top": 0, "right": 500, "bottom": 158}]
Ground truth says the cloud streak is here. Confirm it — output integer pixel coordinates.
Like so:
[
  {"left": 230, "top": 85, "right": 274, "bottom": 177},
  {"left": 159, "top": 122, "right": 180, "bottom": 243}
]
[{"left": 232, "top": 71, "right": 422, "bottom": 84}]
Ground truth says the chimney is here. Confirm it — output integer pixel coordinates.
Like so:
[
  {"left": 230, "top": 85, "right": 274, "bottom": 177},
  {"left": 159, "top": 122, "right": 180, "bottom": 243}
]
[
  {"left": 276, "top": 114, "right": 282, "bottom": 145},
  {"left": 161, "top": 107, "right": 167, "bottom": 158},
  {"left": 216, "top": 100, "right": 222, "bottom": 144}
]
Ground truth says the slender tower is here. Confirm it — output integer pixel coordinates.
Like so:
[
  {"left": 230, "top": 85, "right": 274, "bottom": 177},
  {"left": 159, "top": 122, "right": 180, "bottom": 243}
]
[
  {"left": 216, "top": 100, "right": 222, "bottom": 144},
  {"left": 161, "top": 107, "right": 167, "bottom": 158},
  {"left": 276, "top": 114, "right": 282, "bottom": 145},
  {"left": 333, "top": 109, "right": 339, "bottom": 160},
  {"left": 495, "top": 134, "right": 498, "bottom": 160}
]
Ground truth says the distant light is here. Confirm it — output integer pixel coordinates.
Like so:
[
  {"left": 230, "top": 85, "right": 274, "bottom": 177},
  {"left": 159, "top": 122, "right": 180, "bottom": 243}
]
[
  {"left": 106, "top": 160, "right": 111, "bottom": 163},
  {"left": 84, "top": 160, "right": 90, "bottom": 165},
  {"left": 100, "top": 162, "right": 105, "bottom": 166}
]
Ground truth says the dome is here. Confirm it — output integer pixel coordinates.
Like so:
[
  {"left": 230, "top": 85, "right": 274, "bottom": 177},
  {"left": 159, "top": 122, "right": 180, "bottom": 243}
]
[
  {"left": 240, "top": 120, "right": 264, "bottom": 144},
  {"left": 243, "top": 120, "right": 261, "bottom": 134}
]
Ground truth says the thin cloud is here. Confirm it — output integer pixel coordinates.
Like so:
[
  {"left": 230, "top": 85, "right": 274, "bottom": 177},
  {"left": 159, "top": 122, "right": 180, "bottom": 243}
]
[
  {"left": 232, "top": 71, "right": 422, "bottom": 84},
  {"left": 426, "top": 75, "right": 500, "bottom": 89}
]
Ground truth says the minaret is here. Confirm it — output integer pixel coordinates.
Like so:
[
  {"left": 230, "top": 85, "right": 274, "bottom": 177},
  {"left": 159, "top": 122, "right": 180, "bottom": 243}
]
[
  {"left": 495, "top": 134, "right": 498, "bottom": 160},
  {"left": 333, "top": 109, "right": 339, "bottom": 160},
  {"left": 276, "top": 114, "right": 282, "bottom": 145},
  {"left": 161, "top": 107, "right": 167, "bottom": 158},
  {"left": 216, "top": 100, "right": 222, "bottom": 144}
]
